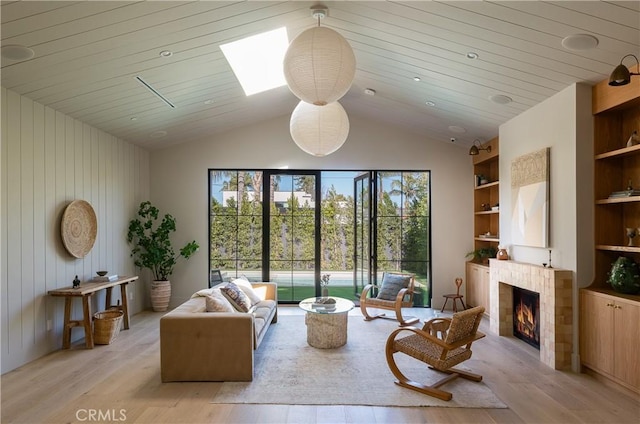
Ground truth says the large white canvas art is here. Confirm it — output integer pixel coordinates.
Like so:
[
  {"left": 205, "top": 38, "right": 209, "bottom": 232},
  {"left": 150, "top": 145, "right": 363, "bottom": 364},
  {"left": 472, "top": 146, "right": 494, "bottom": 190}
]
[{"left": 511, "top": 148, "right": 549, "bottom": 247}]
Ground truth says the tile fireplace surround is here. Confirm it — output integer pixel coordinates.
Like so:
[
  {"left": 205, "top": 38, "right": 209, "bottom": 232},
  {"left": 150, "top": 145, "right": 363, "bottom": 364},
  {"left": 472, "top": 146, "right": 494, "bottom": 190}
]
[{"left": 489, "top": 259, "right": 573, "bottom": 370}]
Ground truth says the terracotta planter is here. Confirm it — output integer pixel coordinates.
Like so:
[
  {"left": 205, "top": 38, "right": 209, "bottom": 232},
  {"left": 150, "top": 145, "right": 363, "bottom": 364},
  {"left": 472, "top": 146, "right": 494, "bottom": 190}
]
[{"left": 151, "top": 280, "right": 171, "bottom": 311}]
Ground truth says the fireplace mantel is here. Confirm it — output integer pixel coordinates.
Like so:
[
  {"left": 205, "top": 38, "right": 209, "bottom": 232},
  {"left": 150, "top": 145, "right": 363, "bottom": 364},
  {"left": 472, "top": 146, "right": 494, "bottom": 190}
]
[{"left": 489, "top": 259, "right": 573, "bottom": 370}]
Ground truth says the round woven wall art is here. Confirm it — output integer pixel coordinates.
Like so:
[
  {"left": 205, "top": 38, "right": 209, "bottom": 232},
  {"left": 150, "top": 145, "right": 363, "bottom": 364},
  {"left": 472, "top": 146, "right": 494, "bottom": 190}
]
[{"left": 61, "top": 200, "right": 97, "bottom": 258}]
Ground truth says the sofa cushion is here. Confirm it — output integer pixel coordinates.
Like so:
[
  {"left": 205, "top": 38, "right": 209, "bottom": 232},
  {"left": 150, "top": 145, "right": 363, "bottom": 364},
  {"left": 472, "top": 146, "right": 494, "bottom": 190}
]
[
  {"left": 220, "top": 282, "right": 252, "bottom": 312},
  {"left": 205, "top": 289, "right": 236, "bottom": 313},
  {"left": 377, "top": 273, "right": 412, "bottom": 301},
  {"left": 232, "top": 278, "right": 262, "bottom": 306}
]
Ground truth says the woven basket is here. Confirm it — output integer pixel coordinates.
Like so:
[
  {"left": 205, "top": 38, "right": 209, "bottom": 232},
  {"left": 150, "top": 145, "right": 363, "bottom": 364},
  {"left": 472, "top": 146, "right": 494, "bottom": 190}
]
[{"left": 93, "top": 309, "right": 124, "bottom": 345}]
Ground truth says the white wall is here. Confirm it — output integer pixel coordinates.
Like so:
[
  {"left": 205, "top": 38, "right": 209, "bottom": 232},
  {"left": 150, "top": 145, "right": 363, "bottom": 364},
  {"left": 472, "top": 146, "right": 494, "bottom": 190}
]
[
  {"left": 498, "top": 83, "right": 594, "bottom": 371},
  {"left": 150, "top": 113, "right": 474, "bottom": 308},
  {"left": 1, "top": 88, "right": 150, "bottom": 373}
]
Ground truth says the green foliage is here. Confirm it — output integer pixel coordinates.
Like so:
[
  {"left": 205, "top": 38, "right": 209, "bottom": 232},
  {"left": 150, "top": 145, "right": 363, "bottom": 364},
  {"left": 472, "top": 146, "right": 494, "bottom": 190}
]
[
  {"left": 127, "top": 201, "right": 199, "bottom": 281},
  {"left": 466, "top": 247, "right": 497, "bottom": 263},
  {"left": 608, "top": 256, "right": 640, "bottom": 295}
]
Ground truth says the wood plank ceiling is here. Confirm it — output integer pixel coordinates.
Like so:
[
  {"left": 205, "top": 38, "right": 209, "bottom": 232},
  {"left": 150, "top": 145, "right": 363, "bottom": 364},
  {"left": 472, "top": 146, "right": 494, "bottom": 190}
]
[{"left": 2, "top": 1, "right": 639, "bottom": 151}]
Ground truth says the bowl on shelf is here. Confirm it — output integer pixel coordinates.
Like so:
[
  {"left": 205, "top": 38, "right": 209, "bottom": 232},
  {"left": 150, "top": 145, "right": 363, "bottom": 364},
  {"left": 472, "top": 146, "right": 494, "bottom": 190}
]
[{"left": 96, "top": 271, "right": 109, "bottom": 277}]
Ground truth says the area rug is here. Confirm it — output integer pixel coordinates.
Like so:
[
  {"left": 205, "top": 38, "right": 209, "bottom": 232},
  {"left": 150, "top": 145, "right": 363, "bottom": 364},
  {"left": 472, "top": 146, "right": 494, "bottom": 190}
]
[{"left": 210, "top": 313, "right": 506, "bottom": 408}]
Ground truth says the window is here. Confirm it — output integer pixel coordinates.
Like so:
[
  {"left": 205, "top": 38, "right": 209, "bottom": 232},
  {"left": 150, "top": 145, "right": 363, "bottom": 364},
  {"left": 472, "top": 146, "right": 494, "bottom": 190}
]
[{"left": 209, "top": 169, "right": 431, "bottom": 306}]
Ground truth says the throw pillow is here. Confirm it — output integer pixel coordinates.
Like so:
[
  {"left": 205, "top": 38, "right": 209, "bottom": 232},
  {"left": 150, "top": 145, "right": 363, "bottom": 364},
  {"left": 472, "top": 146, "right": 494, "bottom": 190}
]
[
  {"left": 192, "top": 287, "right": 216, "bottom": 299},
  {"left": 376, "top": 273, "right": 412, "bottom": 301},
  {"left": 220, "top": 281, "right": 252, "bottom": 312},
  {"left": 205, "top": 289, "right": 236, "bottom": 313},
  {"left": 231, "top": 278, "right": 262, "bottom": 306}
]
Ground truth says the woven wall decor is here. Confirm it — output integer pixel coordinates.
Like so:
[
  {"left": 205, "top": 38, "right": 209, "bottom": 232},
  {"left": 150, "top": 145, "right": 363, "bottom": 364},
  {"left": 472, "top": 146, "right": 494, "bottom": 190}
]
[{"left": 61, "top": 200, "right": 97, "bottom": 258}]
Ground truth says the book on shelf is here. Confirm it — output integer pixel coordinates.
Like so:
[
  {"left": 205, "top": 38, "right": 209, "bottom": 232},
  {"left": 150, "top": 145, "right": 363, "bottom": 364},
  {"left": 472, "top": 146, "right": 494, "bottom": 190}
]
[
  {"left": 93, "top": 274, "right": 119, "bottom": 282},
  {"left": 608, "top": 190, "right": 640, "bottom": 198}
]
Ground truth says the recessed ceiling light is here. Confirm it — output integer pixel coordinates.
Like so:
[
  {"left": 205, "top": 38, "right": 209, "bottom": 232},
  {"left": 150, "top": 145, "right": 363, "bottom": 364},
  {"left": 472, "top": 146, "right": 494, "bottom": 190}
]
[
  {"left": 448, "top": 125, "right": 467, "bottom": 134},
  {"left": 466, "top": 52, "right": 479, "bottom": 60},
  {"left": 489, "top": 94, "right": 512, "bottom": 105},
  {"left": 204, "top": 99, "right": 214, "bottom": 105},
  {"left": 413, "top": 76, "right": 421, "bottom": 82},
  {"left": 561, "top": 34, "right": 599, "bottom": 51},
  {"left": 425, "top": 101, "right": 436, "bottom": 107},
  {"left": 1, "top": 44, "right": 35, "bottom": 61},
  {"left": 130, "top": 117, "right": 138, "bottom": 121},
  {"left": 364, "top": 88, "right": 376, "bottom": 96},
  {"left": 159, "top": 50, "right": 173, "bottom": 57},
  {"left": 150, "top": 130, "right": 167, "bottom": 138}
]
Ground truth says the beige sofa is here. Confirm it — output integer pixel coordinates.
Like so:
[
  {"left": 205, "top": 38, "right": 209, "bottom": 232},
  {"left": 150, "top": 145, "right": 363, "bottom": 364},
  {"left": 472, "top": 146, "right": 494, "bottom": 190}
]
[{"left": 160, "top": 282, "right": 277, "bottom": 382}]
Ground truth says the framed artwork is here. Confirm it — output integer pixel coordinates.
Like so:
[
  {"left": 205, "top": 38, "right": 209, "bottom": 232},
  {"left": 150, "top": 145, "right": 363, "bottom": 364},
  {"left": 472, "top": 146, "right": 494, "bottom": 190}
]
[{"left": 510, "top": 148, "right": 550, "bottom": 247}]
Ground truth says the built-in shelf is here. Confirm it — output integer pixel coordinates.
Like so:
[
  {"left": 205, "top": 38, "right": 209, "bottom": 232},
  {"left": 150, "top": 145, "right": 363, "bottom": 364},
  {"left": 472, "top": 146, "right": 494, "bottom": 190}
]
[
  {"left": 583, "top": 62, "right": 640, "bottom": 396},
  {"left": 595, "top": 143, "right": 640, "bottom": 160},
  {"left": 474, "top": 237, "right": 499, "bottom": 242},
  {"left": 596, "top": 245, "right": 640, "bottom": 253},
  {"left": 596, "top": 196, "right": 640, "bottom": 204},
  {"left": 475, "top": 181, "right": 499, "bottom": 190},
  {"left": 475, "top": 210, "right": 499, "bottom": 215}
]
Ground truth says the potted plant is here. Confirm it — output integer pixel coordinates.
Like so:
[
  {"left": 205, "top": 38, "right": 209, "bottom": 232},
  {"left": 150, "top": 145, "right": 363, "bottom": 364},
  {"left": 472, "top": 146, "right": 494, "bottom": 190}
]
[
  {"left": 607, "top": 256, "right": 640, "bottom": 295},
  {"left": 466, "top": 247, "right": 497, "bottom": 265},
  {"left": 127, "top": 201, "right": 199, "bottom": 311}
]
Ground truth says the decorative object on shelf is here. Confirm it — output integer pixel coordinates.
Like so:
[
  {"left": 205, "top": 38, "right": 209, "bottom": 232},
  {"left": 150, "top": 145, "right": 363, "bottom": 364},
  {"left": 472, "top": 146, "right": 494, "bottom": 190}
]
[
  {"left": 93, "top": 273, "right": 118, "bottom": 282},
  {"left": 283, "top": 6, "right": 356, "bottom": 106},
  {"left": 127, "top": 201, "right": 199, "bottom": 312},
  {"left": 496, "top": 246, "right": 509, "bottom": 260},
  {"left": 608, "top": 54, "right": 639, "bottom": 86},
  {"left": 547, "top": 249, "right": 553, "bottom": 268},
  {"left": 626, "top": 227, "right": 637, "bottom": 246},
  {"left": 607, "top": 256, "right": 640, "bottom": 295},
  {"left": 289, "top": 100, "right": 349, "bottom": 157},
  {"left": 73, "top": 275, "right": 80, "bottom": 289},
  {"left": 481, "top": 203, "right": 491, "bottom": 211},
  {"left": 96, "top": 270, "right": 108, "bottom": 277},
  {"left": 466, "top": 247, "right": 497, "bottom": 265},
  {"left": 627, "top": 130, "right": 639, "bottom": 147},
  {"left": 61, "top": 199, "right": 98, "bottom": 258},
  {"left": 511, "top": 148, "right": 550, "bottom": 248},
  {"left": 468, "top": 139, "right": 491, "bottom": 156},
  {"left": 320, "top": 274, "right": 331, "bottom": 297}
]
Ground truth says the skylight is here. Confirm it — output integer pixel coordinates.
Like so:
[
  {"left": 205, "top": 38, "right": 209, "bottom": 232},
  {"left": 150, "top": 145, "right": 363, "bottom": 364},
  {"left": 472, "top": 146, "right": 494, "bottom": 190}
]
[{"left": 220, "top": 27, "right": 289, "bottom": 96}]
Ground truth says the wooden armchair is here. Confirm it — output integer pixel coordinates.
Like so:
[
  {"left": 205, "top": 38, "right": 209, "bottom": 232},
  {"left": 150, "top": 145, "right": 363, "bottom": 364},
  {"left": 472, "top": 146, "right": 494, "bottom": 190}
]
[
  {"left": 359, "top": 272, "right": 419, "bottom": 326},
  {"left": 385, "top": 306, "right": 486, "bottom": 401}
]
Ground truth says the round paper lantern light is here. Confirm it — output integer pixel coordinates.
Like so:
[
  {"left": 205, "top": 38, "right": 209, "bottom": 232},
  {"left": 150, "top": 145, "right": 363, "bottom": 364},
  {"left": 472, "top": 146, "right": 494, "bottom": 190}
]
[
  {"left": 283, "top": 26, "right": 356, "bottom": 106},
  {"left": 290, "top": 101, "right": 350, "bottom": 157}
]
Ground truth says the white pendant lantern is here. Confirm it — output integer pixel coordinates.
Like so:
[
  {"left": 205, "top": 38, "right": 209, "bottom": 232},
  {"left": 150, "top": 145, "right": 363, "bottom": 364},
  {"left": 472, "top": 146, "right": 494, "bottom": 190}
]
[
  {"left": 283, "top": 26, "right": 356, "bottom": 106},
  {"left": 290, "top": 101, "right": 349, "bottom": 157}
]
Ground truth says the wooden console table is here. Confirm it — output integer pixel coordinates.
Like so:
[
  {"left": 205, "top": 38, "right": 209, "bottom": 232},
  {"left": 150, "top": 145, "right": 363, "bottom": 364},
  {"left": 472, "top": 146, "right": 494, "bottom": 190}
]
[{"left": 48, "top": 276, "right": 138, "bottom": 349}]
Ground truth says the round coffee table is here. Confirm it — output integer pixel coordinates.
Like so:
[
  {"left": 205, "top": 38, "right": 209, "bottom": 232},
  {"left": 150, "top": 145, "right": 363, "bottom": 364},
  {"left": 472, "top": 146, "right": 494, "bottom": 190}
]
[{"left": 299, "top": 296, "right": 355, "bottom": 348}]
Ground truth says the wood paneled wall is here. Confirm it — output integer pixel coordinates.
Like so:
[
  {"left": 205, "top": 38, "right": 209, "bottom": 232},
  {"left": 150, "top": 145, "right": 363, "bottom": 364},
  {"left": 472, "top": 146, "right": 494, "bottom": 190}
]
[{"left": 1, "top": 88, "right": 150, "bottom": 373}]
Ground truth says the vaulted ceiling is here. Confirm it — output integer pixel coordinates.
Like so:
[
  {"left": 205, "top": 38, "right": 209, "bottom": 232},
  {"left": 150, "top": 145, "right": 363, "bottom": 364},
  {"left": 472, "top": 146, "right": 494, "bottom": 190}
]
[{"left": 2, "top": 1, "right": 639, "bottom": 151}]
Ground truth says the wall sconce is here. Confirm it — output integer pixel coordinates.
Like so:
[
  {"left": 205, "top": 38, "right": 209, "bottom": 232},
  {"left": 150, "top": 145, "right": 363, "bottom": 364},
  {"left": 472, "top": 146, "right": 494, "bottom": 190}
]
[
  {"left": 469, "top": 139, "right": 491, "bottom": 156},
  {"left": 609, "top": 54, "right": 640, "bottom": 86}
]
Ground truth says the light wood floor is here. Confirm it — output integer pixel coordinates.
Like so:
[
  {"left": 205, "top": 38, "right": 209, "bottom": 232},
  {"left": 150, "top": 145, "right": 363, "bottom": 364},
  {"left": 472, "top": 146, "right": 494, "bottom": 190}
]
[{"left": 1, "top": 306, "right": 639, "bottom": 424}]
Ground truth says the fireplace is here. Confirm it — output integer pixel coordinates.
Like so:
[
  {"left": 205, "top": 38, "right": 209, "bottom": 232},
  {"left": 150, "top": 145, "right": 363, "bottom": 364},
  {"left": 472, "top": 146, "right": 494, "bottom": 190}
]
[
  {"left": 489, "top": 260, "right": 573, "bottom": 370},
  {"left": 513, "top": 287, "right": 540, "bottom": 349}
]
